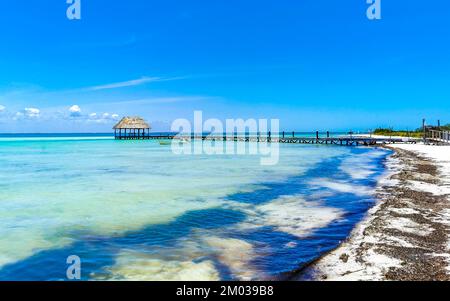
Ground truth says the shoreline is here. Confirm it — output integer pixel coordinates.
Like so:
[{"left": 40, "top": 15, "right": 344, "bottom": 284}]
[{"left": 296, "top": 143, "right": 450, "bottom": 281}]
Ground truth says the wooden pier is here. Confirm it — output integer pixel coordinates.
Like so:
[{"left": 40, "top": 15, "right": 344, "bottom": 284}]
[
  {"left": 112, "top": 116, "right": 450, "bottom": 146},
  {"left": 115, "top": 132, "right": 417, "bottom": 146}
]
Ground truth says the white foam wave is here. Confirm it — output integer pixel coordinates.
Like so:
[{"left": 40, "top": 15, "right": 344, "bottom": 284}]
[
  {"left": 308, "top": 178, "right": 373, "bottom": 196},
  {"left": 233, "top": 195, "right": 343, "bottom": 238},
  {"left": 339, "top": 150, "right": 387, "bottom": 180}
]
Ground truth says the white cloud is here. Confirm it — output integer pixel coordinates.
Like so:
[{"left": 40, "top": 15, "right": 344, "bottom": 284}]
[
  {"left": 12, "top": 107, "right": 41, "bottom": 120},
  {"left": 84, "top": 76, "right": 186, "bottom": 91},
  {"left": 24, "top": 108, "right": 40, "bottom": 118},
  {"left": 101, "top": 113, "right": 120, "bottom": 121},
  {"left": 87, "top": 76, "right": 162, "bottom": 91},
  {"left": 69, "top": 105, "right": 82, "bottom": 117},
  {"left": 14, "top": 112, "right": 24, "bottom": 120},
  {"left": 0, "top": 105, "right": 5, "bottom": 112},
  {"left": 87, "top": 112, "right": 120, "bottom": 124},
  {"left": 98, "top": 96, "right": 214, "bottom": 107}
]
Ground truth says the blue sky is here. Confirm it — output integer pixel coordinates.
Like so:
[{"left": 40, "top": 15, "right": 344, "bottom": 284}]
[{"left": 0, "top": 0, "right": 449, "bottom": 133}]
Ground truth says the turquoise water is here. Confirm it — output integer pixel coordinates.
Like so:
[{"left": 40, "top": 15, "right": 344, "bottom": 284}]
[{"left": 0, "top": 135, "right": 390, "bottom": 280}]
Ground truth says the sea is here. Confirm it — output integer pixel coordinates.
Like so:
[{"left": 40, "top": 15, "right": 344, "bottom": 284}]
[{"left": 0, "top": 133, "right": 391, "bottom": 280}]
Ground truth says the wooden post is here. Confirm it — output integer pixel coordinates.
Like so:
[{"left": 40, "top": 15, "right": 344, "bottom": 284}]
[
  {"left": 422, "top": 118, "right": 426, "bottom": 141},
  {"left": 327, "top": 131, "right": 330, "bottom": 138},
  {"left": 282, "top": 131, "right": 285, "bottom": 138},
  {"left": 316, "top": 131, "right": 319, "bottom": 140},
  {"left": 292, "top": 131, "right": 295, "bottom": 138}
]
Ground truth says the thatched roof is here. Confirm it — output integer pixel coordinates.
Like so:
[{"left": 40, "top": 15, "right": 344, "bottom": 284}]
[{"left": 113, "top": 117, "right": 151, "bottom": 129}]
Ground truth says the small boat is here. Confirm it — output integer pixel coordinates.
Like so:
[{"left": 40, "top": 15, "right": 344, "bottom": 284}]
[{"left": 159, "top": 141, "right": 171, "bottom": 146}]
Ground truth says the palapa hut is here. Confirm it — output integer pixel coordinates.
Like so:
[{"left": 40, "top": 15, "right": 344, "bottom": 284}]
[{"left": 113, "top": 116, "right": 151, "bottom": 139}]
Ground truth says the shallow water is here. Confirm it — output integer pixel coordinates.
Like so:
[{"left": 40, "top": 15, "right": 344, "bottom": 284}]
[{"left": 0, "top": 135, "right": 391, "bottom": 280}]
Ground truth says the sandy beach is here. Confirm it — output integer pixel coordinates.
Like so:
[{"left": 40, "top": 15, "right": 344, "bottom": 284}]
[{"left": 298, "top": 142, "right": 450, "bottom": 281}]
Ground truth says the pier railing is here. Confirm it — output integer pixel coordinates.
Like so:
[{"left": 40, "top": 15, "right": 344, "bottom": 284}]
[{"left": 426, "top": 129, "right": 450, "bottom": 144}]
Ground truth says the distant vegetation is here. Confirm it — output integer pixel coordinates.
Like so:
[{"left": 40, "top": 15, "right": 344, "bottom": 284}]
[
  {"left": 373, "top": 128, "right": 423, "bottom": 138},
  {"left": 441, "top": 124, "right": 450, "bottom": 131},
  {"left": 372, "top": 124, "right": 450, "bottom": 138}
]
